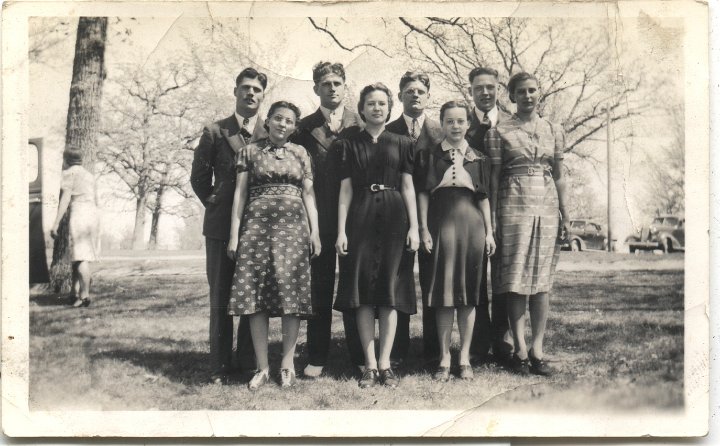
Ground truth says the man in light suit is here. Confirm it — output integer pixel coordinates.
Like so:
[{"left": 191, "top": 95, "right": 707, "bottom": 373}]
[
  {"left": 386, "top": 71, "right": 444, "bottom": 369},
  {"left": 190, "top": 67, "right": 268, "bottom": 384},
  {"left": 291, "top": 62, "right": 364, "bottom": 377},
  {"left": 465, "top": 66, "right": 514, "bottom": 366}
]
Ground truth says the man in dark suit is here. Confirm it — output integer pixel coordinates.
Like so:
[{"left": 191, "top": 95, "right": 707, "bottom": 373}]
[
  {"left": 465, "top": 66, "right": 514, "bottom": 366},
  {"left": 190, "top": 67, "right": 268, "bottom": 384},
  {"left": 386, "top": 71, "right": 444, "bottom": 368},
  {"left": 291, "top": 62, "right": 364, "bottom": 377}
]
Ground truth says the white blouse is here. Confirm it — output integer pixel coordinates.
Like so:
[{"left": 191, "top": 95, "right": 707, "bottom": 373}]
[{"left": 432, "top": 140, "right": 476, "bottom": 193}]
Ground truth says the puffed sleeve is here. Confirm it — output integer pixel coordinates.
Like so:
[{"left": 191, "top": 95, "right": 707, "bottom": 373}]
[
  {"left": 552, "top": 122, "right": 566, "bottom": 162},
  {"left": 236, "top": 144, "right": 253, "bottom": 173},
  {"left": 484, "top": 127, "right": 502, "bottom": 166},
  {"left": 60, "top": 168, "right": 76, "bottom": 194},
  {"left": 413, "top": 149, "right": 430, "bottom": 192},
  {"left": 399, "top": 135, "right": 414, "bottom": 174},
  {"left": 298, "top": 146, "right": 314, "bottom": 182},
  {"left": 335, "top": 139, "right": 352, "bottom": 180}
]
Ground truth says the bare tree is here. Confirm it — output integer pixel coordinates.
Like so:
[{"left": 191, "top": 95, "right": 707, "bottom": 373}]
[
  {"left": 50, "top": 17, "right": 107, "bottom": 292},
  {"left": 310, "top": 17, "right": 650, "bottom": 157},
  {"left": 97, "top": 61, "right": 204, "bottom": 249},
  {"left": 642, "top": 104, "right": 684, "bottom": 216}
]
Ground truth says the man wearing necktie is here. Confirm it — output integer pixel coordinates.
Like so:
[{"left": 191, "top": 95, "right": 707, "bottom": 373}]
[
  {"left": 190, "top": 67, "right": 269, "bottom": 384},
  {"left": 386, "top": 71, "right": 444, "bottom": 369},
  {"left": 465, "top": 66, "right": 514, "bottom": 367},
  {"left": 291, "top": 62, "right": 364, "bottom": 377}
]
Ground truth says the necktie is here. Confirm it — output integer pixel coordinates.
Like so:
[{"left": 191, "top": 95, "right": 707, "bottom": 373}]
[
  {"left": 410, "top": 118, "right": 419, "bottom": 140},
  {"left": 240, "top": 117, "right": 252, "bottom": 139},
  {"left": 481, "top": 112, "right": 491, "bottom": 127}
]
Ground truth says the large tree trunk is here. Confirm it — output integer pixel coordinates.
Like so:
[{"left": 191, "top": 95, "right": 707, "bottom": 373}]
[
  {"left": 50, "top": 17, "right": 107, "bottom": 292},
  {"left": 148, "top": 186, "right": 165, "bottom": 249},
  {"left": 132, "top": 192, "right": 148, "bottom": 250}
]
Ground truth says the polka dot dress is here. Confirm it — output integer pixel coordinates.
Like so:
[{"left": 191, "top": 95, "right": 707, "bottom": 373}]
[{"left": 228, "top": 140, "right": 314, "bottom": 318}]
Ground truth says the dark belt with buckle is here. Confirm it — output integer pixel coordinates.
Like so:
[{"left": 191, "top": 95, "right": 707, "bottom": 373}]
[
  {"left": 505, "top": 165, "right": 551, "bottom": 177},
  {"left": 367, "top": 184, "right": 396, "bottom": 192}
]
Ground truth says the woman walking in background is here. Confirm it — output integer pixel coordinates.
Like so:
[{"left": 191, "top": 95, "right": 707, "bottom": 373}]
[
  {"left": 415, "top": 101, "right": 496, "bottom": 382},
  {"left": 486, "top": 72, "right": 569, "bottom": 376},
  {"left": 334, "top": 83, "right": 419, "bottom": 389},
  {"left": 226, "top": 101, "right": 321, "bottom": 390},
  {"left": 50, "top": 148, "right": 99, "bottom": 308}
]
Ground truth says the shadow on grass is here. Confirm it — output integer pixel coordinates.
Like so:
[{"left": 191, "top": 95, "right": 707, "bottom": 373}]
[{"left": 30, "top": 293, "right": 77, "bottom": 307}]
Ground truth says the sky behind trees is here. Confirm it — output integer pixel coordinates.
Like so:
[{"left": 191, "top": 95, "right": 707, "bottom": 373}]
[{"left": 29, "top": 13, "right": 684, "bottom": 249}]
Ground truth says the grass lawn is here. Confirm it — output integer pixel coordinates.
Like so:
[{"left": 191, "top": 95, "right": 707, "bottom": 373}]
[{"left": 29, "top": 252, "right": 684, "bottom": 412}]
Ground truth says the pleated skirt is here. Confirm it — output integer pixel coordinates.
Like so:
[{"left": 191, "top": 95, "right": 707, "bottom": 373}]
[
  {"left": 422, "top": 188, "right": 485, "bottom": 308},
  {"left": 495, "top": 174, "right": 561, "bottom": 296}
]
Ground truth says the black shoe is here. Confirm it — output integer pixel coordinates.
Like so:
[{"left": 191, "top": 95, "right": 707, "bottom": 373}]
[
  {"left": 379, "top": 368, "right": 399, "bottom": 388},
  {"left": 493, "top": 352, "right": 513, "bottom": 368},
  {"left": 528, "top": 349, "right": 553, "bottom": 376},
  {"left": 358, "top": 368, "right": 378, "bottom": 388},
  {"left": 509, "top": 354, "right": 530, "bottom": 376}
]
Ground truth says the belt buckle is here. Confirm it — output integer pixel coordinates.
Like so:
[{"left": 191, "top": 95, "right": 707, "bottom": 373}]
[
  {"left": 527, "top": 166, "right": 536, "bottom": 176},
  {"left": 370, "top": 184, "right": 381, "bottom": 192}
]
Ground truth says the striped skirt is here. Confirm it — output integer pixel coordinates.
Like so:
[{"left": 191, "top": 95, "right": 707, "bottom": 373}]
[{"left": 495, "top": 173, "right": 561, "bottom": 296}]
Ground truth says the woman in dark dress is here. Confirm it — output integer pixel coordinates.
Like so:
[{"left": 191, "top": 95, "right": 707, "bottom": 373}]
[
  {"left": 334, "top": 83, "right": 419, "bottom": 389},
  {"left": 227, "top": 101, "right": 322, "bottom": 390},
  {"left": 486, "top": 72, "right": 569, "bottom": 376},
  {"left": 415, "top": 101, "right": 496, "bottom": 382}
]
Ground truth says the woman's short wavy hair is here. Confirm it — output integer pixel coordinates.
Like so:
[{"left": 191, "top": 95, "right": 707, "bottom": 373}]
[
  {"left": 357, "top": 83, "right": 394, "bottom": 123},
  {"left": 263, "top": 100, "right": 302, "bottom": 134},
  {"left": 439, "top": 100, "right": 472, "bottom": 122},
  {"left": 507, "top": 72, "right": 539, "bottom": 104}
]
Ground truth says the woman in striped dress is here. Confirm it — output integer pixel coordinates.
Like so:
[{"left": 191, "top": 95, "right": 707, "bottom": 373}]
[{"left": 485, "top": 72, "right": 569, "bottom": 376}]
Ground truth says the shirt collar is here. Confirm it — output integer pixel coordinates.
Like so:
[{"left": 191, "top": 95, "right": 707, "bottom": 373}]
[
  {"left": 235, "top": 112, "right": 258, "bottom": 133},
  {"left": 441, "top": 139, "right": 481, "bottom": 162},
  {"left": 403, "top": 113, "right": 425, "bottom": 133},
  {"left": 320, "top": 105, "right": 343, "bottom": 122},
  {"left": 474, "top": 106, "right": 499, "bottom": 127}
]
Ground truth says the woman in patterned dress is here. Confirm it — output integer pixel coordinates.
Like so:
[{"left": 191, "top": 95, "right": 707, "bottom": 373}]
[
  {"left": 50, "top": 148, "right": 99, "bottom": 308},
  {"left": 226, "top": 101, "right": 321, "bottom": 390},
  {"left": 415, "top": 101, "right": 496, "bottom": 382},
  {"left": 486, "top": 72, "right": 569, "bottom": 376},
  {"left": 334, "top": 83, "right": 419, "bottom": 389}
]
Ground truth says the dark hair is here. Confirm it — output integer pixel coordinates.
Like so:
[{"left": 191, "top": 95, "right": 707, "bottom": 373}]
[
  {"left": 468, "top": 66, "right": 499, "bottom": 84},
  {"left": 263, "top": 100, "right": 302, "bottom": 133},
  {"left": 399, "top": 71, "right": 430, "bottom": 92},
  {"left": 439, "top": 100, "right": 472, "bottom": 122},
  {"left": 357, "top": 83, "right": 394, "bottom": 123},
  {"left": 236, "top": 67, "right": 268, "bottom": 90},
  {"left": 507, "top": 72, "right": 538, "bottom": 103},
  {"left": 312, "top": 61, "right": 346, "bottom": 84},
  {"left": 63, "top": 147, "right": 83, "bottom": 167}
]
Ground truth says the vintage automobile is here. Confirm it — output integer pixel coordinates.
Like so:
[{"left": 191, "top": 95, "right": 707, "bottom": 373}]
[
  {"left": 29, "top": 138, "right": 50, "bottom": 283},
  {"left": 560, "top": 219, "right": 608, "bottom": 251},
  {"left": 625, "top": 215, "right": 685, "bottom": 253}
]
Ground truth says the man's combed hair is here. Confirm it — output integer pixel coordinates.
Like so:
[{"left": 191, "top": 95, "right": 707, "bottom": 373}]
[
  {"left": 236, "top": 67, "right": 268, "bottom": 89},
  {"left": 312, "top": 61, "right": 346, "bottom": 84},
  {"left": 399, "top": 71, "right": 430, "bottom": 92},
  {"left": 468, "top": 66, "right": 499, "bottom": 83}
]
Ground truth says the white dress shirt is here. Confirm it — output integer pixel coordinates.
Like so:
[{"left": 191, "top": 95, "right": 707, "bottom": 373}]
[
  {"left": 403, "top": 113, "right": 426, "bottom": 138},
  {"left": 320, "top": 106, "right": 343, "bottom": 133},
  {"left": 235, "top": 112, "right": 259, "bottom": 135},
  {"left": 474, "top": 106, "right": 499, "bottom": 127}
]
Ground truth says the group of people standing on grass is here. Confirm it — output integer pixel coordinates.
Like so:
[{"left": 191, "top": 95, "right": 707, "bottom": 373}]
[{"left": 189, "top": 61, "right": 569, "bottom": 391}]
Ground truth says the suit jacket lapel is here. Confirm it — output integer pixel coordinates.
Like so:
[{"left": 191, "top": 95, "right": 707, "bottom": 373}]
[
  {"left": 340, "top": 106, "right": 359, "bottom": 131},
  {"left": 219, "top": 115, "right": 244, "bottom": 154},
  {"left": 418, "top": 117, "right": 442, "bottom": 148},
  {"left": 466, "top": 110, "right": 482, "bottom": 144}
]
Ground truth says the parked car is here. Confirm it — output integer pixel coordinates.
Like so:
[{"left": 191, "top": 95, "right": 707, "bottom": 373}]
[
  {"left": 625, "top": 215, "right": 685, "bottom": 253},
  {"left": 560, "top": 219, "right": 608, "bottom": 251},
  {"left": 29, "top": 138, "right": 50, "bottom": 283}
]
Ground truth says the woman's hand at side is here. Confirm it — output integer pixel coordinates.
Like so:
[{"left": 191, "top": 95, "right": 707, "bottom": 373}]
[
  {"left": 335, "top": 232, "right": 348, "bottom": 257},
  {"left": 420, "top": 227, "right": 433, "bottom": 254},
  {"left": 310, "top": 231, "right": 322, "bottom": 259},
  {"left": 226, "top": 236, "right": 239, "bottom": 261},
  {"left": 486, "top": 232, "right": 497, "bottom": 257},
  {"left": 406, "top": 227, "right": 419, "bottom": 252}
]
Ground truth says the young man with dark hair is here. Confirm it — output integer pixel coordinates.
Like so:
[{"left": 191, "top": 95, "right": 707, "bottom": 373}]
[
  {"left": 466, "top": 66, "right": 514, "bottom": 366},
  {"left": 386, "top": 70, "right": 444, "bottom": 369},
  {"left": 291, "top": 61, "right": 365, "bottom": 377},
  {"left": 190, "top": 67, "right": 269, "bottom": 384}
]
